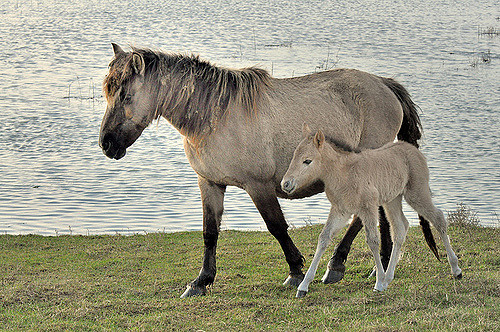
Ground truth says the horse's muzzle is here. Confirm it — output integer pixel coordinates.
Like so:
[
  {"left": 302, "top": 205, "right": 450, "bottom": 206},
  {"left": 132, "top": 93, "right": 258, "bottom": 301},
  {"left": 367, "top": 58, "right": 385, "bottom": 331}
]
[{"left": 100, "top": 133, "right": 127, "bottom": 160}]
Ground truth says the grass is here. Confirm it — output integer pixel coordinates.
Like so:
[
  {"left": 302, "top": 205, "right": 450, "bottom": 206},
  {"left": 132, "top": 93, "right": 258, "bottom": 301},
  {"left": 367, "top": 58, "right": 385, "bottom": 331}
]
[{"left": 0, "top": 213, "right": 498, "bottom": 331}]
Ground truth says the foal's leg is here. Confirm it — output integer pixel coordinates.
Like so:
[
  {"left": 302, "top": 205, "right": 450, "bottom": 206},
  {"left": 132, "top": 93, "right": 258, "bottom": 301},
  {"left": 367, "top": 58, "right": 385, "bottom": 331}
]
[
  {"left": 322, "top": 215, "right": 362, "bottom": 284},
  {"left": 247, "top": 183, "right": 305, "bottom": 287},
  {"left": 181, "top": 177, "right": 226, "bottom": 298},
  {"left": 368, "top": 207, "right": 393, "bottom": 278},
  {"left": 406, "top": 190, "right": 462, "bottom": 279},
  {"left": 380, "top": 197, "right": 410, "bottom": 290},
  {"left": 359, "top": 207, "right": 386, "bottom": 291},
  {"left": 326, "top": 207, "right": 392, "bottom": 283},
  {"left": 297, "top": 208, "right": 350, "bottom": 298}
]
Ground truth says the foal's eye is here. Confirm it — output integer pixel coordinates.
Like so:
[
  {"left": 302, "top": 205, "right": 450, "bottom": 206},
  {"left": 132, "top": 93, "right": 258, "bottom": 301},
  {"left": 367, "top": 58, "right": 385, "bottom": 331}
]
[{"left": 303, "top": 159, "right": 312, "bottom": 165}]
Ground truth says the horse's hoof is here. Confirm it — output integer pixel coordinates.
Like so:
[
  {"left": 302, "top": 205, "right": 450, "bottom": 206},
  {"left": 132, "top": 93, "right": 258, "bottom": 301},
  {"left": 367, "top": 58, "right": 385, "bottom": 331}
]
[
  {"left": 321, "top": 264, "right": 345, "bottom": 284},
  {"left": 296, "top": 290, "right": 308, "bottom": 298},
  {"left": 283, "top": 273, "right": 305, "bottom": 288},
  {"left": 180, "top": 284, "right": 206, "bottom": 298}
]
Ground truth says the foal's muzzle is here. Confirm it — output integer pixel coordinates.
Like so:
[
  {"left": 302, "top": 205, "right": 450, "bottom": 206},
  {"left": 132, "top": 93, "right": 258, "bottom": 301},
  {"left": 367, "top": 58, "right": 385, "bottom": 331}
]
[{"left": 281, "top": 178, "right": 296, "bottom": 194}]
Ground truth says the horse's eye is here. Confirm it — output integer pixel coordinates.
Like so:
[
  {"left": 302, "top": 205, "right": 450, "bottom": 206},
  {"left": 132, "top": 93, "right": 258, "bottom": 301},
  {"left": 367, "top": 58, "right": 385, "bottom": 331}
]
[
  {"left": 123, "top": 94, "right": 132, "bottom": 103},
  {"left": 303, "top": 159, "right": 312, "bottom": 165}
]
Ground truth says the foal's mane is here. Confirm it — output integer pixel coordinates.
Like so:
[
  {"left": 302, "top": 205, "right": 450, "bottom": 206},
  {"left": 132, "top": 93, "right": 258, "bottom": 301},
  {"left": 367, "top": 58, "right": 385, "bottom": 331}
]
[
  {"left": 324, "top": 135, "right": 360, "bottom": 154},
  {"left": 104, "top": 48, "right": 271, "bottom": 138}
]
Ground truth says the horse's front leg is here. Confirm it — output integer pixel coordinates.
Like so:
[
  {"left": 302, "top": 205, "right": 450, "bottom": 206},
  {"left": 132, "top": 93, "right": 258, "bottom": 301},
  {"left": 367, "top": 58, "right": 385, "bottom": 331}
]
[
  {"left": 181, "top": 177, "right": 226, "bottom": 298},
  {"left": 247, "top": 183, "right": 305, "bottom": 288}
]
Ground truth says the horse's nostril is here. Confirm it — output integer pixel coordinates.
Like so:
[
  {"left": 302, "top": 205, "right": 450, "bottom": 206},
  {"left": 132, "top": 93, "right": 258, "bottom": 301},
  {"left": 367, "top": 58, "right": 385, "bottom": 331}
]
[
  {"left": 282, "top": 180, "right": 294, "bottom": 192},
  {"left": 101, "top": 133, "right": 114, "bottom": 151},
  {"left": 101, "top": 140, "right": 110, "bottom": 151}
]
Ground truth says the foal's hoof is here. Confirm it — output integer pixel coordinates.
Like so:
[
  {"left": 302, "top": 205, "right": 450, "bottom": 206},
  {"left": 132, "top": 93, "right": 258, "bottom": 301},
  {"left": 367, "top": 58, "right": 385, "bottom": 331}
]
[
  {"left": 368, "top": 266, "right": 376, "bottom": 278},
  {"left": 283, "top": 273, "right": 305, "bottom": 288},
  {"left": 373, "top": 283, "right": 387, "bottom": 292},
  {"left": 296, "top": 290, "right": 308, "bottom": 298},
  {"left": 321, "top": 264, "right": 345, "bottom": 284},
  {"left": 454, "top": 272, "right": 463, "bottom": 280},
  {"left": 180, "top": 284, "right": 206, "bottom": 299}
]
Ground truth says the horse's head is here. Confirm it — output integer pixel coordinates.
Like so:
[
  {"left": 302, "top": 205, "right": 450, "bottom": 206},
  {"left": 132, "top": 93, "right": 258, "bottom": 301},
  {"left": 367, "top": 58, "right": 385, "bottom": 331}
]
[
  {"left": 99, "top": 44, "right": 158, "bottom": 159},
  {"left": 281, "top": 124, "right": 326, "bottom": 195}
]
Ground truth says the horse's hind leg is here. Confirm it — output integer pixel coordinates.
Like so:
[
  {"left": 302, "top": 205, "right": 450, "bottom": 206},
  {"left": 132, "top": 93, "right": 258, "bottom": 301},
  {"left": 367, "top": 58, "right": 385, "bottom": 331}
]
[
  {"left": 248, "top": 183, "right": 305, "bottom": 287},
  {"left": 325, "top": 207, "right": 392, "bottom": 283},
  {"left": 379, "top": 207, "right": 393, "bottom": 271},
  {"left": 405, "top": 190, "right": 462, "bottom": 279},
  {"left": 380, "top": 197, "right": 410, "bottom": 290},
  {"left": 181, "top": 177, "right": 226, "bottom": 298},
  {"left": 297, "top": 208, "right": 350, "bottom": 297}
]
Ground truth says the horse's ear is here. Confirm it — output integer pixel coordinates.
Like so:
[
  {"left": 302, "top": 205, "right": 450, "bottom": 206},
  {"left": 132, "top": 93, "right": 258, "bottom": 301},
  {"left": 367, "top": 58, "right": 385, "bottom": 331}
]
[
  {"left": 112, "top": 43, "right": 125, "bottom": 56},
  {"left": 314, "top": 130, "right": 325, "bottom": 149},
  {"left": 131, "top": 53, "right": 145, "bottom": 76},
  {"left": 302, "top": 123, "right": 312, "bottom": 138}
]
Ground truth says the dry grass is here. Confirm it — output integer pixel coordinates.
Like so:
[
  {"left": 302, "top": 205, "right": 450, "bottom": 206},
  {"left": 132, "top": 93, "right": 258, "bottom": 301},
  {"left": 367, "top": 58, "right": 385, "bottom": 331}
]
[{"left": 447, "top": 203, "right": 481, "bottom": 228}]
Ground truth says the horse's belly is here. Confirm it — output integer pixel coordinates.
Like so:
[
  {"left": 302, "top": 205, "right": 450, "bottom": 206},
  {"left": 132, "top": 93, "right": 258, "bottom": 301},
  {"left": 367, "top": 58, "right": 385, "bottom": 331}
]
[{"left": 183, "top": 136, "right": 274, "bottom": 188}]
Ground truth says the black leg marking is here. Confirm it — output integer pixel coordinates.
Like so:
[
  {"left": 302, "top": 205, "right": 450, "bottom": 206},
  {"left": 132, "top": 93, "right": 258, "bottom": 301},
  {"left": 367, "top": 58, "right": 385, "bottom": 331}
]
[{"left": 181, "top": 179, "right": 225, "bottom": 298}]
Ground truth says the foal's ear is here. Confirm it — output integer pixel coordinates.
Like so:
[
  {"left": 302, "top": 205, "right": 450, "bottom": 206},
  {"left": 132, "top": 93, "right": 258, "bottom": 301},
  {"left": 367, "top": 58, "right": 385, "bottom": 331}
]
[
  {"left": 112, "top": 43, "right": 125, "bottom": 56},
  {"left": 302, "top": 123, "right": 312, "bottom": 138},
  {"left": 131, "top": 53, "right": 145, "bottom": 76},
  {"left": 314, "top": 130, "right": 325, "bottom": 149}
]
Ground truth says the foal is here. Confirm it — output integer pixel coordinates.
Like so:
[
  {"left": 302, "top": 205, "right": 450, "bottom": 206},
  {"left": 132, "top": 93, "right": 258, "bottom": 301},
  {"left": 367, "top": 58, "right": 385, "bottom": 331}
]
[{"left": 281, "top": 125, "right": 462, "bottom": 297}]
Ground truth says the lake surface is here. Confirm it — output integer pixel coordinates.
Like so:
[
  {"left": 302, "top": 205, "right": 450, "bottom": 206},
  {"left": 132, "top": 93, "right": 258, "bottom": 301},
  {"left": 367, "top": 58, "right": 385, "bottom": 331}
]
[{"left": 0, "top": 0, "right": 498, "bottom": 235}]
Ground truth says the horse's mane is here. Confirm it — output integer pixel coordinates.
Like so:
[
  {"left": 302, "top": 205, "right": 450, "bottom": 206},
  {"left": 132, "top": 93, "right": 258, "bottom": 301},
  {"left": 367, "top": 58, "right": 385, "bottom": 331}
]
[{"left": 104, "top": 48, "right": 272, "bottom": 138}]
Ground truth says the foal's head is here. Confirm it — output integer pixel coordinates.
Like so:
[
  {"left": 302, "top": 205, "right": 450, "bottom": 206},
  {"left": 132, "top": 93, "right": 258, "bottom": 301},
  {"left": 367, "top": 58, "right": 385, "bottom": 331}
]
[
  {"left": 281, "top": 124, "right": 329, "bottom": 195},
  {"left": 99, "top": 44, "right": 158, "bottom": 159}
]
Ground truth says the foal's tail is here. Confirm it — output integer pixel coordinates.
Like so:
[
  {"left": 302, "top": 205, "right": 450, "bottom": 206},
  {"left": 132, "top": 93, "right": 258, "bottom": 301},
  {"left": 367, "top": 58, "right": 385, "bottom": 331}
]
[
  {"left": 382, "top": 77, "right": 441, "bottom": 261},
  {"left": 419, "top": 216, "right": 441, "bottom": 261}
]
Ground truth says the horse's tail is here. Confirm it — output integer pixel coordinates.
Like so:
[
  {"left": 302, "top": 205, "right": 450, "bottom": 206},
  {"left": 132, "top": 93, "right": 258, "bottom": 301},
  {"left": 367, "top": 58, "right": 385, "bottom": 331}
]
[
  {"left": 381, "top": 77, "right": 422, "bottom": 148},
  {"left": 382, "top": 77, "right": 441, "bottom": 262}
]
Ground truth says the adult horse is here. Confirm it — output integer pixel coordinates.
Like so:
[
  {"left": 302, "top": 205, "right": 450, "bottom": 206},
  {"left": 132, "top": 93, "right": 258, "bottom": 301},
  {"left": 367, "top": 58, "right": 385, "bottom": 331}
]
[{"left": 99, "top": 44, "right": 436, "bottom": 298}]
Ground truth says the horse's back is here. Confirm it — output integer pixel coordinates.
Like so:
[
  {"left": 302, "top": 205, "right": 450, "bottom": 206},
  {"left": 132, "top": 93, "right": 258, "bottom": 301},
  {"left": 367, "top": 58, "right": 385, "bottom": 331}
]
[
  {"left": 188, "top": 68, "right": 407, "bottom": 198},
  {"left": 268, "top": 68, "right": 403, "bottom": 142},
  {"left": 262, "top": 69, "right": 404, "bottom": 183}
]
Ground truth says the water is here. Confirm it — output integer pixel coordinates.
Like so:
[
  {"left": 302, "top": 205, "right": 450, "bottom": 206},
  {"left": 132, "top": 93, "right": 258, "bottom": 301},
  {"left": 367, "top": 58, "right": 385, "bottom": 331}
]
[{"left": 0, "top": 0, "right": 498, "bottom": 235}]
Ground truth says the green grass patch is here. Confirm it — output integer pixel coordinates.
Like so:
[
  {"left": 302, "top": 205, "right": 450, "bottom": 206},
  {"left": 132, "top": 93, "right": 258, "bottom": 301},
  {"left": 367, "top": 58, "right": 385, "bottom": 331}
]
[{"left": 0, "top": 224, "right": 498, "bottom": 331}]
